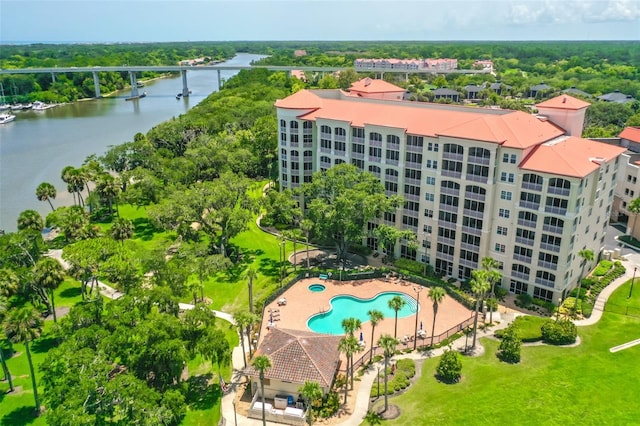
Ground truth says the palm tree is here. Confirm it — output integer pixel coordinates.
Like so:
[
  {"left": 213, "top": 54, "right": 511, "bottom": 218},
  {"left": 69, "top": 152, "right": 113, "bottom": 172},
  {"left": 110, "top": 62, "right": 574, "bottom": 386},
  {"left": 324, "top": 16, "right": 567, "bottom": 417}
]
[
  {"left": 576, "top": 249, "right": 595, "bottom": 316},
  {"left": 0, "top": 295, "right": 13, "bottom": 393},
  {"left": 388, "top": 295, "right": 406, "bottom": 339},
  {"left": 470, "top": 269, "right": 491, "bottom": 350},
  {"left": 341, "top": 317, "right": 362, "bottom": 389},
  {"left": 110, "top": 217, "right": 134, "bottom": 244},
  {"left": 0, "top": 268, "right": 20, "bottom": 299},
  {"left": 4, "top": 307, "right": 43, "bottom": 415},
  {"left": 298, "top": 381, "right": 322, "bottom": 426},
  {"left": 481, "top": 257, "right": 502, "bottom": 324},
  {"left": 35, "top": 182, "right": 56, "bottom": 211},
  {"left": 626, "top": 197, "right": 640, "bottom": 236},
  {"left": 367, "top": 309, "right": 384, "bottom": 363},
  {"left": 300, "top": 219, "right": 314, "bottom": 269},
  {"left": 245, "top": 267, "right": 258, "bottom": 313},
  {"left": 377, "top": 334, "right": 398, "bottom": 413},
  {"left": 427, "top": 287, "right": 446, "bottom": 347},
  {"left": 32, "top": 257, "right": 65, "bottom": 323},
  {"left": 233, "top": 311, "right": 258, "bottom": 369},
  {"left": 17, "top": 210, "right": 44, "bottom": 233},
  {"left": 338, "top": 335, "right": 359, "bottom": 403},
  {"left": 252, "top": 355, "right": 272, "bottom": 426}
]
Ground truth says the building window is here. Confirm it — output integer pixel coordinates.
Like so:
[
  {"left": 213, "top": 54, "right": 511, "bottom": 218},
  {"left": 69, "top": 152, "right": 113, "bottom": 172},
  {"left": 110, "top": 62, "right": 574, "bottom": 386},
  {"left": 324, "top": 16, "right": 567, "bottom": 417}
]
[
  {"left": 425, "top": 193, "right": 434, "bottom": 202},
  {"left": 510, "top": 279, "right": 528, "bottom": 295},
  {"left": 407, "top": 135, "right": 424, "bottom": 148},
  {"left": 495, "top": 243, "right": 505, "bottom": 253},
  {"left": 510, "top": 154, "right": 517, "bottom": 164},
  {"left": 500, "top": 191, "right": 512, "bottom": 200},
  {"left": 423, "top": 225, "right": 432, "bottom": 233},
  {"left": 503, "top": 153, "right": 509, "bottom": 163},
  {"left": 424, "top": 209, "right": 434, "bottom": 218},
  {"left": 369, "top": 147, "right": 382, "bottom": 158},
  {"left": 499, "top": 208, "right": 510, "bottom": 218},
  {"left": 533, "top": 287, "right": 553, "bottom": 302},
  {"left": 428, "top": 142, "right": 439, "bottom": 151},
  {"left": 497, "top": 226, "right": 508, "bottom": 235},
  {"left": 426, "top": 176, "right": 436, "bottom": 185}
]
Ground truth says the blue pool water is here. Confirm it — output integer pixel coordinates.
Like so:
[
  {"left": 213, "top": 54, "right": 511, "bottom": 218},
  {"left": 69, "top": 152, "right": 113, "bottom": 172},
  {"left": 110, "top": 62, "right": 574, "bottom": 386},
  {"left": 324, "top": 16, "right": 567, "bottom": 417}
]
[
  {"left": 307, "top": 292, "right": 416, "bottom": 335},
  {"left": 309, "top": 284, "right": 326, "bottom": 292}
]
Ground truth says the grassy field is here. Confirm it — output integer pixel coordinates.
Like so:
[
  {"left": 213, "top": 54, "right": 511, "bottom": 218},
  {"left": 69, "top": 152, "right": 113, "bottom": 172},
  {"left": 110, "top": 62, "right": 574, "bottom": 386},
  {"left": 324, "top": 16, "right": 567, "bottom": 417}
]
[{"left": 370, "top": 279, "right": 640, "bottom": 425}]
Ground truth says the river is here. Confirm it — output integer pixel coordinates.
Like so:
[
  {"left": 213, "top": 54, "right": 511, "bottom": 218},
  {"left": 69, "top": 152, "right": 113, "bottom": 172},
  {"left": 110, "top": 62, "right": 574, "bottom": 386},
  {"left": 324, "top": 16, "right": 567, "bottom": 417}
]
[{"left": 0, "top": 53, "right": 266, "bottom": 232}]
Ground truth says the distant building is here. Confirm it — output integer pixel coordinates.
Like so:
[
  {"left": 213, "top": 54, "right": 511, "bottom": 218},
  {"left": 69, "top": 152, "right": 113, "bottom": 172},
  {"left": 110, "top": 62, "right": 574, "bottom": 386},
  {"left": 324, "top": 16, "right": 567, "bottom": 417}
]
[
  {"left": 529, "top": 83, "right": 553, "bottom": 98},
  {"left": 489, "top": 82, "right": 512, "bottom": 96},
  {"left": 294, "top": 50, "right": 307, "bottom": 57},
  {"left": 425, "top": 58, "right": 458, "bottom": 71},
  {"left": 473, "top": 60, "right": 494, "bottom": 72},
  {"left": 290, "top": 70, "right": 307, "bottom": 82},
  {"left": 464, "top": 84, "right": 483, "bottom": 100},
  {"left": 347, "top": 78, "right": 405, "bottom": 100},
  {"left": 562, "top": 86, "right": 592, "bottom": 98},
  {"left": 597, "top": 90, "right": 637, "bottom": 104},
  {"left": 432, "top": 87, "right": 461, "bottom": 102},
  {"left": 354, "top": 58, "right": 458, "bottom": 72}
]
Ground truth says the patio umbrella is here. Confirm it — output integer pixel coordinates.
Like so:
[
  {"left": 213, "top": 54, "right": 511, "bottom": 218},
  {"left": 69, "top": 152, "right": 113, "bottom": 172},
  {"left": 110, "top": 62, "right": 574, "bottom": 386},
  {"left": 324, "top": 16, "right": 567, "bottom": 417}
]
[
  {"left": 420, "top": 321, "right": 423, "bottom": 330},
  {"left": 359, "top": 331, "right": 364, "bottom": 342},
  {"left": 270, "top": 312, "right": 273, "bottom": 323}
]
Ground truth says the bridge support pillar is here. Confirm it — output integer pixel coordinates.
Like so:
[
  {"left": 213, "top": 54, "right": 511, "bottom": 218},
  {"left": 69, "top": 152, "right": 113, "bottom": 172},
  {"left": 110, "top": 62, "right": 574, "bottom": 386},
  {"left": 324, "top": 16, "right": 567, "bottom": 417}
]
[
  {"left": 51, "top": 72, "right": 56, "bottom": 83},
  {"left": 181, "top": 70, "right": 190, "bottom": 97},
  {"left": 92, "top": 71, "right": 101, "bottom": 98},
  {"left": 129, "top": 72, "right": 139, "bottom": 98},
  {"left": 217, "top": 69, "right": 222, "bottom": 89}
]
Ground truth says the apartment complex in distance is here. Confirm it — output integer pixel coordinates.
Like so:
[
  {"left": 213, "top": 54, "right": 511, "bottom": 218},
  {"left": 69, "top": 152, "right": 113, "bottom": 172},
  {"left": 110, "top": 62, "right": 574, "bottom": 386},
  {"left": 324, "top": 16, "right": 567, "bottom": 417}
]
[
  {"left": 354, "top": 58, "right": 458, "bottom": 72},
  {"left": 275, "top": 80, "right": 625, "bottom": 302}
]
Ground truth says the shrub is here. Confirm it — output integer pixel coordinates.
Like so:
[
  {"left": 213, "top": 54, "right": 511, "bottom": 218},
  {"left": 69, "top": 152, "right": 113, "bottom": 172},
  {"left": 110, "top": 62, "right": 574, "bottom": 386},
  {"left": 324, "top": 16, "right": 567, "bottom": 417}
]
[
  {"left": 581, "top": 277, "right": 598, "bottom": 290},
  {"left": 436, "top": 348, "right": 462, "bottom": 384},
  {"left": 497, "top": 324, "right": 521, "bottom": 363},
  {"left": 396, "top": 358, "right": 416, "bottom": 377},
  {"left": 319, "top": 391, "right": 340, "bottom": 418},
  {"left": 592, "top": 260, "right": 613, "bottom": 276},
  {"left": 541, "top": 319, "right": 577, "bottom": 345},
  {"left": 495, "top": 316, "right": 545, "bottom": 342},
  {"left": 516, "top": 293, "right": 534, "bottom": 308},
  {"left": 494, "top": 286, "right": 508, "bottom": 301},
  {"left": 393, "top": 258, "right": 424, "bottom": 275}
]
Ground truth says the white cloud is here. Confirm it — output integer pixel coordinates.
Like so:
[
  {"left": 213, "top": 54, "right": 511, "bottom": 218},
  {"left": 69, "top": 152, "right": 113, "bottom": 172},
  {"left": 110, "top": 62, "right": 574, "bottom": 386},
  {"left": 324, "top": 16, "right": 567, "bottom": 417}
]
[{"left": 508, "top": 0, "right": 640, "bottom": 25}]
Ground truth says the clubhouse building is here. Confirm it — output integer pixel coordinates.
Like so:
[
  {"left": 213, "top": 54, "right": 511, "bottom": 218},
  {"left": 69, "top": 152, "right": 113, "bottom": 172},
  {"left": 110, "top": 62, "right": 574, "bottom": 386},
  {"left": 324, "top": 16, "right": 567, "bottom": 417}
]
[{"left": 275, "top": 80, "right": 625, "bottom": 303}]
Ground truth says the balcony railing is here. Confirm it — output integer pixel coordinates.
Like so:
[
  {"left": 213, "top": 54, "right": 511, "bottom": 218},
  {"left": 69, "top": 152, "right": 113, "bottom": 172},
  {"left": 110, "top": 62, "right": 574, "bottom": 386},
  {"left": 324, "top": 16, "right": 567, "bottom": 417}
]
[
  {"left": 521, "top": 181, "right": 542, "bottom": 191},
  {"left": 540, "top": 242, "right": 561, "bottom": 253},
  {"left": 438, "top": 219, "right": 456, "bottom": 229},
  {"left": 387, "top": 143, "right": 400, "bottom": 151},
  {"left": 385, "top": 190, "right": 397, "bottom": 197},
  {"left": 513, "top": 254, "right": 532, "bottom": 263},
  {"left": 290, "top": 141, "right": 299, "bottom": 148},
  {"left": 442, "top": 152, "right": 464, "bottom": 161},
  {"left": 385, "top": 159, "right": 399, "bottom": 166},
  {"left": 464, "top": 191, "right": 485, "bottom": 202},
  {"left": 467, "top": 156, "right": 490, "bottom": 165},
  {"left": 437, "top": 236, "right": 456, "bottom": 246},
  {"left": 535, "top": 277, "right": 556, "bottom": 288},
  {"left": 320, "top": 132, "right": 332, "bottom": 140},
  {"left": 401, "top": 224, "right": 418, "bottom": 232},
  {"left": 369, "top": 156, "right": 382, "bottom": 163},
  {"left": 537, "top": 260, "right": 558, "bottom": 270},
  {"left": 404, "top": 193, "right": 420, "bottom": 202},
  {"left": 461, "top": 226, "right": 482, "bottom": 236},
  {"left": 542, "top": 224, "right": 564, "bottom": 234},
  {"left": 515, "top": 236, "right": 535, "bottom": 246},
  {"left": 439, "top": 204, "right": 459, "bottom": 213},
  {"left": 406, "top": 144, "right": 423, "bottom": 153},
  {"left": 466, "top": 174, "right": 488, "bottom": 184},
  {"left": 511, "top": 271, "right": 530, "bottom": 281},
  {"left": 548, "top": 186, "right": 570, "bottom": 197},
  {"left": 459, "top": 258, "right": 478, "bottom": 268},
  {"left": 319, "top": 161, "right": 331, "bottom": 169},
  {"left": 403, "top": 209, "right": 420, "bottom": 218},
  {"left": 334, "top": 150, "right": 346, "bottom": 156},
  {"left": 352, "top": 152, "right": 365, "bottom": 159},
  {"left": 369, "top": 139, "right": 383, "bottom": 147},
  {"left": 405, "top": 161, "right": 422, "bottom": 170},
  {"left": 441, "top": 187, "right": 460, "bottom": 196},
  {"left": 436, "top": 252, "right": 454, "bottom": 262},
  {"left": 460, "top": 242, "right": 480, "bottom": 252},
  {"left": 545, "top": 206, "right": 567, "bottom": 215},
  {"left": 517, "top": 219, "right": 537, "bottom": 229},
  {"left": 303, "top": 142, "right": 313, "bottom": 148},
  {"left": 385, "top": 174, "right": 399, "bottom": 183},
  {"left": 405, "top": 177, "right": 421, "bottom": 186},
  {"left": 352, "top": 136, "right": 365, "bottom": 144},
  {"left": 441, "top": 170, "right": 462, "bottom": 179},
  {"left": 320, "top": 147, "right": 331, "bottom": 154},
  {"left": 519, "top": 201, "right": 540, "bottom": 210},
  {"left": 335, "top": 134, "right": 346, "bottom": 142},
  {"left": 463, "top": 208, "right": 484, "bottom": 219}
]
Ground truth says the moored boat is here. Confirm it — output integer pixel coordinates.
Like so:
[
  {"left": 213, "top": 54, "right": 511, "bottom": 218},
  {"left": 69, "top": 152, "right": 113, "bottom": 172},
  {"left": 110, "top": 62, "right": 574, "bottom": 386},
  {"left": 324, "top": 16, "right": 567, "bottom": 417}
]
[
  {"left": 125, "top": 91, "right": 147, "bottom": 101},
  {"left": 0, "top": 113, "right": 16, "bottom": 124},
  {"left": 32, "top": 101, "right": 56, "bottom": 111}
]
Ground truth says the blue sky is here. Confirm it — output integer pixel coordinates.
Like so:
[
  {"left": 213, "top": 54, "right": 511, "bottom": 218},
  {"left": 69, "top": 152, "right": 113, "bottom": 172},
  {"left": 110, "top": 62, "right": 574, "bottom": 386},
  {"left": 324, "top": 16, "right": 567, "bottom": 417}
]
[{"left": 1, "top": 0, "right": 639, "bottom": 43}]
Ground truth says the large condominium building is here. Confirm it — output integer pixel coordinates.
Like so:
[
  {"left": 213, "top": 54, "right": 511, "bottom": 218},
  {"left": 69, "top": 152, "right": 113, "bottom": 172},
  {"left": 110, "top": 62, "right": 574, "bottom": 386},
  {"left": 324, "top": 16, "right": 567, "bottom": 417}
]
[{"left": 275, "top": 81, "right": 625, "bottom": 303}]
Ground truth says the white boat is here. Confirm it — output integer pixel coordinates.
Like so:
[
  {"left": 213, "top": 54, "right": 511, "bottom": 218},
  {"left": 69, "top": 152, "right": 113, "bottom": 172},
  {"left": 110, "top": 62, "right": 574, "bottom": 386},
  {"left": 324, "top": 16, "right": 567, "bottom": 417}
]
[
  {"left": 0, "top": 104, "right": 9, "bottom": 111},
  {"left": 0, "top": 113, "right": 16, "bottom": 124},
  {"left": 32, "top": 101, "right": 55, "bottom": 111}
]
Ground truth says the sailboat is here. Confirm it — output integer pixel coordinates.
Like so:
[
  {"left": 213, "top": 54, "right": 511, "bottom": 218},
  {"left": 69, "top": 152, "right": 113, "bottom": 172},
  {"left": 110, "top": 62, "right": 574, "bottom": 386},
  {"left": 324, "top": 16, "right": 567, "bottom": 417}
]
[{"left": 0, "top": 83, "right": 9, "bottom": 111}]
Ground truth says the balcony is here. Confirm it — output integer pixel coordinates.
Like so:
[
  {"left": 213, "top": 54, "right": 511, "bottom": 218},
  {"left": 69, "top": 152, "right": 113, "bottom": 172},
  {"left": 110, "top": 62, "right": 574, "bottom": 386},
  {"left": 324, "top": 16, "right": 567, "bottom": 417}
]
[
  {"left": 352, "top": 136, "right": 365, "bottom": 144},
  {"left": 387, "top": 143, "right": 400, "bottom": 151},
  {"left": 352, "top": 152, "right": 365, "bottom": 160},
  {"left": 511, "top": 271, "right": 530, "bottom": 281},
  {"left": 441, "top": 170, "right": 462, "bottom": 179},
  {"left": 320, "top": 132, "right": 332, "bottom": 140},
  {"left": 289, "top": 141, "right": 299, "bottom": 148},
  {"left": 537, "top": 260, "right": 558, "bottom": 271},
  {"left": 369, "top": 156, "right": 382, "bottom": 163},
  {"left": 461, "top": 226, "right": 482, "bottom": 236},
  {"left": 535, "top": 277, "right": 556, "bottom": 288},
  {"left": 517, "top": 218, "right": 537, "bottom": 229},
  {"left": 335, "top": 134, "right": 346, "bottom": 142},
  {"left": 442, "top": 152, "right": 464, "bottom": 161},
  {"left": 406, "top": 144, "right": 423, "bottom": 153},
  {"left": 369, "top": 139, "right": 383, "bottom": 147},
  {"left": 401, "top": 224, "right": 418, "bottom": 232},
  {"left": 436, "top": 252, "right": 454, "bottom": 262},
  {"left": 459, "top": 258, "right": 478, "bottom": 269},
  {"left": 438, "top": 219, "right": 456, "bottom": 229},
  {"left": 437, "top": 236, "right": 456, "bottom": 246},
  {"left": 439, "top": 204, "right": 459, "bottom": 213},
  {"left": 303, "top": 170, "right": 313, "bottom": 176},
  {"left": 513, "top": 254, "right": 532, "bottom": 263},
  {"left": 548, "top": 186, "right": 570, "bottom": 197},
  {"left": 542, "top": 224, "right": 564, "bottom": 235},
  {"left": 540, "top": 242, "right": 561, "bottom": 253},
  {"left": 320, "top": 147, "right": 331, "bottom": 154},
  {"left": 463, "top": 208, "right": 484, "bottom": 219},
  {"left": 385, "top": 174, "right": 399, "bottom": 183},
  {"left": 405, "top": 177, "right": 421, "bottom": 186},
  {"left": 319, "top": 161, "right": 331, "bottom": 169},
  {"left": 521, "top": 181, "right": 542, "bottom": 191},
  {"left": 385, "top": 190, "right": 397, "bottom": 197},
  {"left": 303, "top": 141, "right": 313, "bottom": 148},
  {"left": 403, "top": 209, "right": 419, "bottom": 218},
  {"left": 545, "top": 206, "right": 567, "bottom": 215},
  {"left": 281, "top": 154, "right": 288, "bottom": 160},
  {"left": 385, "top": 159, "right": 399, "bottom": 166},
  {"left": 464, "top": 191, "right": 485, "bottom": 202},
  {"left": 519, "top": 201, "right": 540, "bottom": 210},
  {"left": 467, "top": 156, "right": 490, "bottom": 165},
  {"left": 441, "top": 186, "right": 460, "bottom": 196},
  {"left": 460, "top": 242, "right": 480, "bottom": 252},
  {"left": 466, "top": 174, "right": 488, "bottom": 184},
  {"left": 405, "top": 161, "right": 422, "bottom": 170},
  {"left": 334, "top": 150, "right": 346, "bottom": 157},
  {"left": 515, "top": 236, "right": 535, "bottom": 246},
  {"left": 404, "top": 193, "right": 420, "bottom": 202},
  {"left": 370, "top": 171, "right": 381, "bottom": 179}
]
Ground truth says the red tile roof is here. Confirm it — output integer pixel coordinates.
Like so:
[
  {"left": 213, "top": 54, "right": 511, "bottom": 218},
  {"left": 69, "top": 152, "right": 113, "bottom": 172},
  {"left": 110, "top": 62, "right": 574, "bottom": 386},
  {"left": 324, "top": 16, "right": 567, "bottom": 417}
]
[
  {"left": 536, "top": 94, "right": 590, "bottom": 110},
  {"left": 620, "top": 127, "right": 640, "bottom": 143},
  {"left": 349, "top": 78, "right": 405, "bottom": 94},
  {"left": 274, "top": 89, "right": 324, "bottom": 110},
  {"left": 245, "top": 328, "right": 342, "bottom": 387},
  {"left": 520, "top": 136, "right": 626, "bottom": 178}
]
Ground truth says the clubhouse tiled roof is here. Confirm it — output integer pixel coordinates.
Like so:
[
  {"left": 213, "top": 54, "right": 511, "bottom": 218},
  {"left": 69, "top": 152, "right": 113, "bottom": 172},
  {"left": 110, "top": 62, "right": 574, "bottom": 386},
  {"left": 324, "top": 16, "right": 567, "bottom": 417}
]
[
  {"left": 536, "top": 94, "right": 590, "bottom": 111},
  {"left": 245, "top": 328, "right": 341, "bottom": 387},
  {"left": 520, "top": 136, "right": 626, "bottom": 178},
  {"left": 620, "top": 127, "right": 640, "bottom": 143}
]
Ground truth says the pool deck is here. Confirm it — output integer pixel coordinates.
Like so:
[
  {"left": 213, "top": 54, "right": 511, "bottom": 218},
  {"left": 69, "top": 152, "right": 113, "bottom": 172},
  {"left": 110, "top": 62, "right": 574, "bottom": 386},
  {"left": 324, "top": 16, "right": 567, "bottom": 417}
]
[{"left": 260, "top": 277, "right": 474, "bottom": 357}]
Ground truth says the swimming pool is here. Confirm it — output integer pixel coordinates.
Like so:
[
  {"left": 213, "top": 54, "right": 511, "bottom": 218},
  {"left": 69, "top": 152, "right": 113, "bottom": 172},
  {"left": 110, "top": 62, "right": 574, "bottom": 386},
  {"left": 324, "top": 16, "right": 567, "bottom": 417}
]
[
  {"left": 307, "top": 292, "right": 417, "bottom": 335},
  {"left": 309, "top": 284, "right": 326, "bottom": 292}
]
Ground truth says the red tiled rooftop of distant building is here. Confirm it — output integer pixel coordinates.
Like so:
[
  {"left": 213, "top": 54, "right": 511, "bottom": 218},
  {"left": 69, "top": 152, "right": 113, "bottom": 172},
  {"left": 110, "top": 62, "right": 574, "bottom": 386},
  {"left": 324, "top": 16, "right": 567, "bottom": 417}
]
[
  {"left": 348, "top": 78, "right": 405, "bottom": 94},
  {"left": 536, "top": 94, "right": 591, "bottom": 111},
  {"left": 620, "top": 127, "right": 640, "bottom": 143}
]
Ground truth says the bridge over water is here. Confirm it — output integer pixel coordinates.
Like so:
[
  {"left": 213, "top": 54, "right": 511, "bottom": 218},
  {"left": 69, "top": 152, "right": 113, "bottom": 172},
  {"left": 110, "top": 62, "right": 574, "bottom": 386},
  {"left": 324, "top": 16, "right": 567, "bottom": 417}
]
[{"left": 0, "top": 64, "right": 488, "bottom": 98}]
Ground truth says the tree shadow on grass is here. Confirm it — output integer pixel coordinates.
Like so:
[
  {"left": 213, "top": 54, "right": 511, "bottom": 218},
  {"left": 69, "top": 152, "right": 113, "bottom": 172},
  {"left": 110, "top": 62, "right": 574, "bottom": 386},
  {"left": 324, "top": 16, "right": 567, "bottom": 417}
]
[
  {"left": 258, "top": 258, "right": 282, "bottom": 278},
  {"left": 132, "top": 217, "right": 161, "bottom": 241},
  {"left": 59, "top": 286, "right": 81, "bottom": 299},
  {"left": 1, "top": 406, "right": 38, "bottom": 426},
  {"left": 185, "top": 374, "right": 222, "bottom": 411},
  {"left": 31, "top": 335, "right": 59, "bottom": 354}
]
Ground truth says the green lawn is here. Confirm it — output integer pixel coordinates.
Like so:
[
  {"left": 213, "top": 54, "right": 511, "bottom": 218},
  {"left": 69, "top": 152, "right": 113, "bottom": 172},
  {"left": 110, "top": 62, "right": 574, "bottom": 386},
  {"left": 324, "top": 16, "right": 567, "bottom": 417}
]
[{"left": 370, "top": 280, "right": 640, "bottom": 424}]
